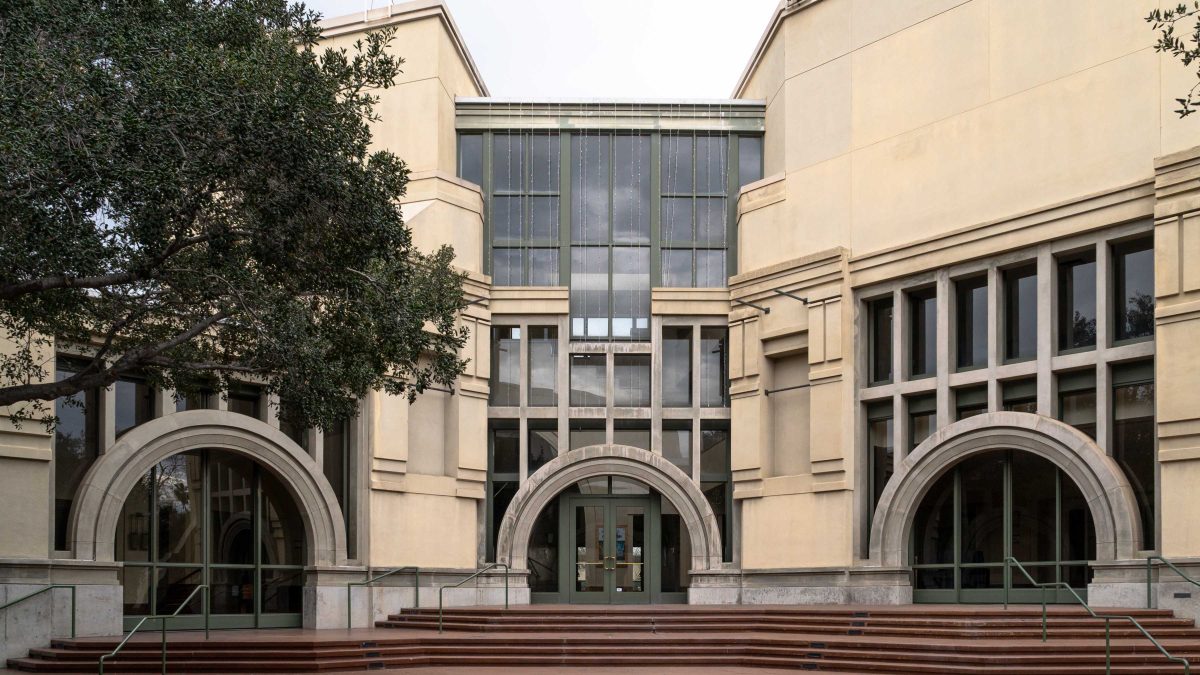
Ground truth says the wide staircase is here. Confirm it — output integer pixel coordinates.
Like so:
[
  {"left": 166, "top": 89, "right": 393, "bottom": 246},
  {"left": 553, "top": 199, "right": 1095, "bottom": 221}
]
[{"left": 9, "top": 605, "right": 1200, "bottom": 673}]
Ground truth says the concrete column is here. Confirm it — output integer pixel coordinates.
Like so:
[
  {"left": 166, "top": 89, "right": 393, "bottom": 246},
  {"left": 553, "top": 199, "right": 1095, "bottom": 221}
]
[
  {"left": 1036, "top": 246, "right": 1054, "bottom": 416},
  {"left": 935, "top": 271, "right": 952, "bottom": 430}
]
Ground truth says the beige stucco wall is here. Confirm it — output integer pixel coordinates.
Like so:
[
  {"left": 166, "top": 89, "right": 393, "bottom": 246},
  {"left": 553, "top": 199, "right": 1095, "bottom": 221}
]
[
  {"left": 0, "top": 336, "right": 53, "bottom": 559},
  {"left": 737, "top": 0, "right": 1197, "bottom": 270}
]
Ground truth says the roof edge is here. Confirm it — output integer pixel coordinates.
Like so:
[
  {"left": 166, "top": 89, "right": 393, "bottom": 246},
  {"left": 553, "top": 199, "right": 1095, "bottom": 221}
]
[
  {"left": 731, "top": 0, "right": 823, "bottom": 98},
  {"left": 319, "top": 0, "right": 489, "bottom": 97}
]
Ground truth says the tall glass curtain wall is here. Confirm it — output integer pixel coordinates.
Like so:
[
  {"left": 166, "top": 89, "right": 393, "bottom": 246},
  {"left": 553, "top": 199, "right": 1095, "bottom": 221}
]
[{"left": 458, "top": 131, "right": 763, "bottom": 340}]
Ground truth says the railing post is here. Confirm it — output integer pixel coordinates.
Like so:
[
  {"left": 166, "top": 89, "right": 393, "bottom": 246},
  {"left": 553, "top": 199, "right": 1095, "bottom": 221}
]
[
  {"left": 347, "top": 581, "right": 353, "bottom": 630},
  {"left": 1004, "top": 558, "right": 1010, "bottom": 610},
  {"left": 69, "top": 586, "right": 76, "bottom": 639},
  {"left": 415, "top": 568, "right": 420, "bottom": 609},
  {"left": 1104, "top": 618, "right": 1111, "bottom": 675},
  {"left": 1041, "top": 586, "right": 1047, "bottom": 642},
  {"left": 1147, "top": 556, "right": 1154, "bottom": 609},
  {"left": 161, "top": 614, "right": 167, "bottom": 675},
  {"left": 504, "top": 564, "right": 509, "bottom": 610},
  {"left": 204, "top": 587, "right": 210, "bottom": 641}
]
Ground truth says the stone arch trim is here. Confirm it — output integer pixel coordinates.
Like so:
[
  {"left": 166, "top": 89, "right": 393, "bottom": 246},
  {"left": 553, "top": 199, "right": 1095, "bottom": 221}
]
[
  {"left": 69, "top": 410, "right": 347, "bottom": 566},
  {"left": 494, "top": 444, "right": 724, "bottom": 571},
  {"left": 868, "top": 411, "right": 1142, "bottom": 568}
]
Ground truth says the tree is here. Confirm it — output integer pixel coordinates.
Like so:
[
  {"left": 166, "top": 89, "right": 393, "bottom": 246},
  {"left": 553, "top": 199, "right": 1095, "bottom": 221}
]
[
  {"left": 1149, "top": 2, "right": 1200, "bottom": 117},
  {"left": 0, "top": 0, "right": 468, "bottom": 430}
]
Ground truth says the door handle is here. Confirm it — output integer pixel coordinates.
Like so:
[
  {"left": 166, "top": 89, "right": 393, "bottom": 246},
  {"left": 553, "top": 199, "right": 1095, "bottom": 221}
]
[{"left": 603, "top": 556, "right": 617, "bottom": 571}]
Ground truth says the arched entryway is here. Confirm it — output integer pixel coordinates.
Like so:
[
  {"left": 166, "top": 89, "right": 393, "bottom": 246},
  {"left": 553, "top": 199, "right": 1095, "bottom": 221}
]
[
  {"left": 495, "top": 444, "right": 723, "bottom": 603},
  {"left": 66, "top": 410, "right": 346, "bottom": 628},
  {"left": 869, "top": 412, "right": 1143, "bottom": 602}
]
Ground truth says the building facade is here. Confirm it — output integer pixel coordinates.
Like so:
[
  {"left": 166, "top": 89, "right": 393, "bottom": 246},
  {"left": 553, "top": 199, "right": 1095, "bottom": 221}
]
[{"left": 2, "top": 0, "right": 1200, "bottom": 658}]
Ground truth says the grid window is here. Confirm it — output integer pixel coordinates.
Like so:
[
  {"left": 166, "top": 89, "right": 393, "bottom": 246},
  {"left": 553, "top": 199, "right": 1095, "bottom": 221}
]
[
  {"left": 701, "top": 327, "right": 729, "bottom": 408},
  {"left": 1004, "top": 264, "right": 1038, "bottom": 362},
  {"left": 1113, "top": 238, "right": 1155, "bottom": 343},
  {"left": 527, "top": 326, "right": 558, "bottom": 407},
  {"left": 662, "top": 327, "right": 693, "bottom": 407},
  {"left": 661, "top": 133, "right": 730, "bottom": 288},
  {"left": 569, "top": 354, "right": 606, "bottom": 407},
  {"left": 868, "top": 297, "right": 894, "bottom": 385},
  {"left": 867, "top": 403, "right": 895, "bottom": 515},
  {"left": 490, "top": 327, "right": 521, "bottom": 406},
  {"left": 909, "top": 288, "right": 936, "bottom": 379},
  {"left": 1058, "top": 253, "right": 1097, "bottom": 352},
  {"left": 491, "top": 133, "right": 561, "bottom": 287},
  {"left": 955, "top": 276, "right": 987, "bottom": 370},
  {"left": 908, "top": 395, "right": 936, "bottom": 450}
]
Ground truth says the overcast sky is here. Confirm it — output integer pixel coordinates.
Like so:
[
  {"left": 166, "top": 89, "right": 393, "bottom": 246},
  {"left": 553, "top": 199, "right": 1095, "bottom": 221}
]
[{"left": 302, "top": 0, "right": 781, "bottom": 99}]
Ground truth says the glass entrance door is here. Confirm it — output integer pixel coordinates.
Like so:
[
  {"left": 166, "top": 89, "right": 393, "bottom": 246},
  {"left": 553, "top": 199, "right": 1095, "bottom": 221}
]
[{"left": 568, "top": 496, "right": 650, "bottom": 603}]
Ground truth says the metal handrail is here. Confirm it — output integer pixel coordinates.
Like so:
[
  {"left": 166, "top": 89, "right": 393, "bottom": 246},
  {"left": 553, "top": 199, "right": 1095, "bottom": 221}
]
[
  {"left": 0, "top": 585, "right": 76, "bottom": 638},
  {"left": 1004, "top": 557, "right": 1189, "bottom": 675},
  {"left": 1147, "top": 556, "right": 1200, "bottom": 609},
  {"left": 347, "top": 566, "right": 420, "bottom": 629},
  {"left": 438, "top": 563, "right": 509, "bottom": 633},
  {"left": 98, "top": 584, "right": 209, "bottom": 675}
]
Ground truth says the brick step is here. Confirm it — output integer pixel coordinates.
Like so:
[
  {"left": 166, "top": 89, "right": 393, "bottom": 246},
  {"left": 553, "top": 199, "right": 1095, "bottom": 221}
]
[{"left": 397, "top": 605, "right": 1179, "bottom": 617}]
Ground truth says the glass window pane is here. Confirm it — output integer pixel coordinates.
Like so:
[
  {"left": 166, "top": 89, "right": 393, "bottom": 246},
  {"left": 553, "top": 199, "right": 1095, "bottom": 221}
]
[
  {"left": 529, "top": 196, "right": 559, "bottom": 241},
  {"left": 158, "top": 452, "right": 203, "bottom": 563},
  {"left": 121, "top": 565, "right": 151, "bottom": 615},
  {"left": 528, "top": 424, "right": 558, "bottom": 475},
  {"left": 458, "top": 134, "right": 483, "bottom": 187},
  {"left": 613, "top": 426, "right": 650, "bottom": 450},
  {"left": 1058, "top": 255, "right": 1097, "bottom": 351},
  {"left": 955, "top": 277, "right": 988, "bottom": 370},
  {"left": 156, "top": 566, "right": 204, "bottom": 615},
  {"left": 613, "top": 354, "right": 651, "bottom": 407},
  {"left": 702, "top": 481, "right": 731, "bottom": 561},
  {"left": 955, "top": 386, "right": 988, "bottom": 421},
  {"left": 911, "top": 469, "right": 954, "bottom": 565},
  {"left": 1010, "top": 452, "right": 1057, "bottom": 564},
  {"left": 700, "top": 327, "right": 729, "bottom": 407},
  {"left": 260, "top": 568, "right": 303, "bottom": 614},
  {"left": 738, "top": 136, "right": 763, "bottom": 187},
  {"left": 492, "top": 248, "right": 522, "bottom": 286},
  {"left": 570, "top": 425, "right": 606, "bottom": 450},
  {"left": 528, "top": 499, "right": 559, "bottom": 592},
  {"left": 695, "top": 136, "right": 728, "bottom": 195},
  {"left": 869, "top": 413, "right": 894, "bottom": 511},
  {"left": 491, "top": 428, "right": 519, "bottom": 475},
  {"left": 869, "top": 298, "right": 894, "bottom": 384},
  {"left": 489, "top": 480, "right": 517, "bottom": 560},
  {"left": 1059, "top": 389, "right": 1097, "bottom": 440},
  {"left": 228, "top": 386, "right": 261, "bottom": 419},
  {"left": 1061, "top": 468, "right": 1097, "bottom": 562},
  {"left": 492, "top": 134, "right": 525, "bottom": 193},
  {"left": 909, "top": 288, "right": 936, "bottom": 378},
  {"left": 528, "top": 248, "right": 559, "bottom": 286},
  {"left": 529, "top": 134, "right": 559, "bottom": 193},
  {"left": 322, "top": 419, "right": 347, "bottom": 509},
  {"left": 54, "top": 359, "right": 99, "bottom": 550},
  {"left": 661, "top": 197, "right": 693, "bottom": 242},
  {"left": 115, "top": 376, "right": 154, "bottom": 437},
  {"left": 661, "top": 134, "right": 693, "bottom": 194},
  {"left": 570, "top": 354, "right": 606, "bottom": 407},
  {"left": 571, "top": 134, "right": 610, "bottom": 242},
  {"left": 117, "top": 470, "right": 153, "bottom": 563},
  {"left": 612, "top": 247, "right": 650, "bottom": 340},
  {"left": 909, "top": 411, "right": 935, "bottom": 449},
  {"left": 695, "top": 198, "right": 727, "bottom": 245},
  {"left": 278, "top": 402, "right": 307, "bottom": 451},
  {"left": 489, "top": 326, "right": 521, "bottom": 406},
  {"left": 210, "top": 451, "right": 254, "bottom": 565},
  {"left": 700, "top": 427, "right": 730, "bottom": 477},
  {"left": 612, "top": 135, "right": 651, "bottom": 244},
  {"left": 261, "top": 466, "right": 307, "bottom": 566},
  {"left": 528, "top": 326, "right": 558, "bottom": 407},
  {"left": 662, "top": 426, "right": 692, "bottom": 476},
  {"left": 491, "top": 195, "right": 524, "bottom": 243},
  {"left": 1003, "top": 378, "right": 1037, "bottom": 414},
  {"left": 570, "top": 247, "right": 610, "bottom": 339},
  {"left": 959, "top": 451, "right": 1005, "bottom": 564},
  {"left": 696, "top": 251, "right": 726, "bottom": 288},
  {"left": 1114, "top": 377, "right": 1155, "bottom": 548},
  {"left": 662, "top": 327, "right": 692, "bottom": 407},
  {"left": 1005, "top": 265, "right": 1038, "bottom": 361},
  {"left": 661, "top": 249, "right": 693, "bottom": 287},
  {"left": 1114, "top": 238, "right": 1155, "bottom": 342}
]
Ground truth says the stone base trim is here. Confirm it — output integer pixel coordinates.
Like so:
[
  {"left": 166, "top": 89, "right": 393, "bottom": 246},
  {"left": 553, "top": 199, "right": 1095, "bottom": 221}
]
[{"left": 688, "top": 567, "right": 912, "bottom": 605}]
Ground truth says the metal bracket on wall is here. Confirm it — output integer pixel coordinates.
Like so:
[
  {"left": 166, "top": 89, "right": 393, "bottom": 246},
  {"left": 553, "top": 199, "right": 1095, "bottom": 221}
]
[
  {"left": 764, "top": 383, "right": 811, "bottom": 396},
  {"left": 771, "top": 289, "right": 810, "bottom": 305},
  {"left": 731, "top": 298, "right": 771, "bottom": 314},
  {"left": 464, "top": 297, "right": 489, "bottom": 307}
]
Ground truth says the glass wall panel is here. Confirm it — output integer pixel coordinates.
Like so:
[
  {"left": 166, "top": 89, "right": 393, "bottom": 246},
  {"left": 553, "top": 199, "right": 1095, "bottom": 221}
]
[
  {"left": 489, "top": 480, "right": 517, "bottom": 561},
  {"left": 1058, "top": 253, "right": 1097, "bottom": 351},
  {"left": 210, "top": 452, "right": 254, "bottom": 565},
  {"left": 492, "top": 134, "right": 525, "bottom": 193},
  {"left": 955, "top": 386, "right": 988, "bottom": 421},
  {"left": 702, "top": 481, "right": 731, "bottom": 562},
  {"left": 959, "top": 452, "right": 1005, "bottom": 565},
  {"left": 117, "top": 471, "right": 153, "bottom": 563},
  {"left": 700, "top": 426, "right": 730, "bottom": 477},
  {"left": 612, "top": 135, "right": 650, "bottom": 243},
  {"left": 1004, "top": 265, "right": 1038, "bottom": 361},
  {"left": 1010, "top": 451, "right": 1057, "bottom": 564},
  {"left": 569, "top": 354, "right": 606, "bottom": 407},
  {"left": 700, "top": 327, "right": 729, "bottom": 407},
  {"left": 490, "top": 326, "right": 521, "bottom": 406},
  {"left": 528, "top": 248, "right": 560, "bottom": 286},
  {"left": 530, "top": 134, "right": 560, "bottom": 193},
  {"left": 260, "top": 468, "right": 305, "bottom": 566},
  {"left": 662, "top": 327, "right": 692, "bottom": 407},
  {"left": 738, "top": 136, "right": 763, "bottom": 187},
  {"left": 612, "top": 247, "right": 650, "bottom": 340},
  {"left": 569, "top": 422, "right": 606, "bottom": 451},
  {"left": 909, "top": 288, "right": 936, "bottom": 379},
  {"left": 662, "top": 423, "right": 692, "bottom": 476},
  {"left": 695, "top": 136, "right": 728, "bottom": 195},
  {"left": 260, "top": 568, "right": 303, "bottom": 614},
  {"left": 457, "top": 133, "right": 483, "bottom": 187},
  {"left": 661, "top": 134, "right": 693, "bottom": 195},
  {"left": 613, "top": 423, "right": 650, "bottom": 450},
  {"left": 695, "top": 250, "right": 726, "bottom": 288},
  {"left": 492, "top": 248, "right": 521, "bottom": 286},
  {"left": 1114, "top": 238, "right": 1155, "bottom": 342},
  {"left": 321, "top": 418, "right": 351, "bottom": 550},
  {"left": 613, "top": 354, "right": 651, "bottom": 407},
  {"left": 1000, "top": 379, "right": 1035, "bottom": 413},
  {"left": 1113, "top": 368, "right": 1155, "bottom": 548},
  {"left": 867, "top": 404, "right": 894, "bottom": 513},
  {"left": 491, "top": 427, "right": 519, "bottom": 475},
  {"left": 572, "top": 134, "right": 610, "bottom": 243},
  {"left": 228, "top": 385, "right": 261, "bottom": 419},
  {"left": 662, "top": 249, "right": 692, "bottom": 287},
  {"left": 1058, "top": 372, "right": 1097, "bottom": 440},
  {"left": 911, "top": 468, "right": 954, "bottom": 566},
  {"left": 115, "top": 375, "right": 154, "bottom": 437},
  {"left": 528, "top": 500, "right": 559, "bottom": 592},
  {"left": 528, "top": 326, "right": 558, "bottom": 407},
  {"left": 570, "top": 247, "right": 610, "bottom": 339},
  {"left": 528, "top": 423, "right": 558, "bottom": 475},
  {"left": 54, "top": 358, "right": 99, "bottom": 550},
  {"left": 869, "top": 297, "right": 894, "bottom": 384},
  {"left": 956, "top": 276, "right": 988, "bottom": 370},
  {"left": 908, "top": 395, "right": 936, "bottom": 450},
  {"left": 157, "top": 453, "right": 203, "bottom": 564}
]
